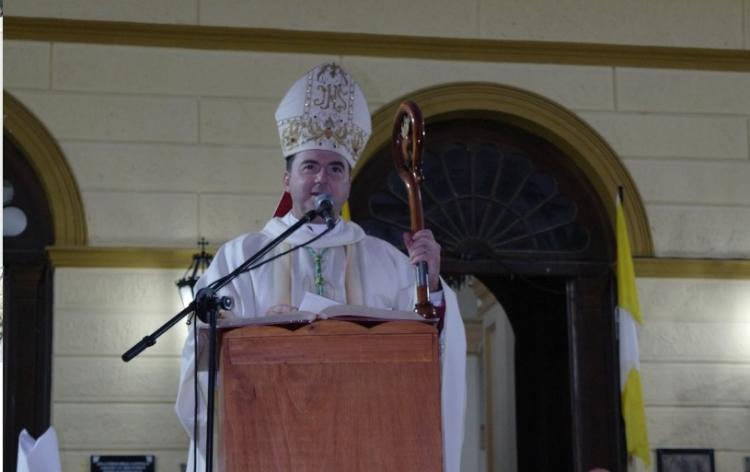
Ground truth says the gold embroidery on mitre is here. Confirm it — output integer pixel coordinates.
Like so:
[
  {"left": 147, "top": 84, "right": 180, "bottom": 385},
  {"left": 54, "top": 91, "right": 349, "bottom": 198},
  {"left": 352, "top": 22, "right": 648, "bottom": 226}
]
[{"left": 279, "top": 116, "right": 367, "bottom": 159}]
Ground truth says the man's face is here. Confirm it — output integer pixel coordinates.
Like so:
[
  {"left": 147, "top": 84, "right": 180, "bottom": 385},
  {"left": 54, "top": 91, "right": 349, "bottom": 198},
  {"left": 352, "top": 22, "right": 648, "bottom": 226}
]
[{"left": 283, "top": 149, "right": 351, "bottom": 222}]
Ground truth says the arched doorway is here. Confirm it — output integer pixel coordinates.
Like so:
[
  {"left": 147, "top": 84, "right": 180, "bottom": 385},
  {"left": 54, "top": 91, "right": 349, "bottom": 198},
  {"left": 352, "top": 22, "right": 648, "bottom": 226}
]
[
  {"left": 350, "top": 84, "right": 648, "bottom": 471},
  {"left": 3, "top": 92, "right": 87, "bottom": 471}
]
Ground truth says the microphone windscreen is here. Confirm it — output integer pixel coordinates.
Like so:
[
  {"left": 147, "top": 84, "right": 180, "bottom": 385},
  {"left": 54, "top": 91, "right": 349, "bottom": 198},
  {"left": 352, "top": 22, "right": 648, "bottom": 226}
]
[
  {"left": 314, "top": 193, "right": 336, "bottom": 229},
  {"left": 314, "top": 193, "right": 334, "bottom": 210}
]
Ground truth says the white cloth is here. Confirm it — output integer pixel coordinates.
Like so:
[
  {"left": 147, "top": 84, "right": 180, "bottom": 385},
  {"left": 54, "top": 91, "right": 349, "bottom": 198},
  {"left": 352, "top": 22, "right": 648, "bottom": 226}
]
[
  {"left": 16, "top": 427, "right": 62, "bottom": 472},
  {"left": 175, "top": 215, "right": 466, "bottom": 471}
]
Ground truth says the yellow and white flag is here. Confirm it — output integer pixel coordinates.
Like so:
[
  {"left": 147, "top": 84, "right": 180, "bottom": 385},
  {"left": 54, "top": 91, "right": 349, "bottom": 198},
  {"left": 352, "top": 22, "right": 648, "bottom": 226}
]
[{"left": 616, "top": 193, "right": 651, "bottom": 466}]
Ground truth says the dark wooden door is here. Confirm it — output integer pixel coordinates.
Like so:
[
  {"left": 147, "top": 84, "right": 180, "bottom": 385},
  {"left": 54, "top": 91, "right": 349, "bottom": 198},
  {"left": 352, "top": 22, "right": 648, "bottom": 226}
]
[{"left": 485, "top": 275, "right": 574, "bottom": 471}]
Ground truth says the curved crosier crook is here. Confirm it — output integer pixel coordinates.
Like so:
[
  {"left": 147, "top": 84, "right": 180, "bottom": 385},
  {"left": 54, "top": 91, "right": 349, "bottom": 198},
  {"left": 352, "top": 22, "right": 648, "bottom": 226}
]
[{"left": 391, "top": 101, "right": 437, "bottom": 319}]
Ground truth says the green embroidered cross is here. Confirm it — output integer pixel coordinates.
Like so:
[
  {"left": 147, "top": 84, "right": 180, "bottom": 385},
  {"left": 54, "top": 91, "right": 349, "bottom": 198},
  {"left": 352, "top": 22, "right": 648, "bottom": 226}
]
[{"left": 306, "top": 247, "right": 329, "bottom": 296}]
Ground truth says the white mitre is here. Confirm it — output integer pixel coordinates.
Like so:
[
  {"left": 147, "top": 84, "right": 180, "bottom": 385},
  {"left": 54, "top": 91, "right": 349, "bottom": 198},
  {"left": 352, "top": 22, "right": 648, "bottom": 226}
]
[{"left": 275, "top": 63, "right": 372, "bottom": 168}]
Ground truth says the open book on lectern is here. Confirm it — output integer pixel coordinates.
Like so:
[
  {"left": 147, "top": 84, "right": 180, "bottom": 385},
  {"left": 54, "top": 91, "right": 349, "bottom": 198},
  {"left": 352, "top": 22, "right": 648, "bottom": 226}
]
[
  {"left": 215, "top": 304, "right": 428, "bottom": 329},
  {"left": 212, "top": 291, "right": 431, "bottom": 330}
]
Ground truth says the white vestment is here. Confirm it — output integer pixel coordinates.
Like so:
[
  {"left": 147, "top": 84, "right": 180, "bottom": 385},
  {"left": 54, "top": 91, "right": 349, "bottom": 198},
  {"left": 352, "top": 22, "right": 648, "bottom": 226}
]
[{"left": 175, "top": 214, "right": 466, "bottom": 471}]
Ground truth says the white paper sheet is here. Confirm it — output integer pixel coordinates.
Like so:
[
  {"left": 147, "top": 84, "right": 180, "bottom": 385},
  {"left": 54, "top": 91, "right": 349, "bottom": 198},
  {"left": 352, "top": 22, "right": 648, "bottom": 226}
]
[{"left": 298, "top": 291, "right": 339, "bottom": 313}]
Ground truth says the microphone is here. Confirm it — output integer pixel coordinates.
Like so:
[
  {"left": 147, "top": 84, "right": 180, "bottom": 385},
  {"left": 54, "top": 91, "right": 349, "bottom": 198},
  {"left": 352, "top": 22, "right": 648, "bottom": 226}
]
[{"left": 314, "top": 193, "right": 337, "bottom": 229}]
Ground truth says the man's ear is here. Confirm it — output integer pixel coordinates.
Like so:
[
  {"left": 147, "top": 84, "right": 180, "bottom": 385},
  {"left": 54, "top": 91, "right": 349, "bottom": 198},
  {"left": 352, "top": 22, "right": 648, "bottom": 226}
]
[{"left": 283, "top": 171, "right": 290, "bottom": 192}]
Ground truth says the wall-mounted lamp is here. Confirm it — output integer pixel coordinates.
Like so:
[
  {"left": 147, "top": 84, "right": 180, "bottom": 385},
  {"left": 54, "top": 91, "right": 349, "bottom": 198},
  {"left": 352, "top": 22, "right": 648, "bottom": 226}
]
[{"left": 176, "top": 238, "right": 213, "bottom": 307}]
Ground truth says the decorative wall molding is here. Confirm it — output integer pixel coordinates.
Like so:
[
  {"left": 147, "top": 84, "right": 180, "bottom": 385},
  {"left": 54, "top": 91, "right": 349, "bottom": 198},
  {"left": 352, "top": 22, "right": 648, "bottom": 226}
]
[
  {"left": 48, "top": 246, "right": 199, "bottom": 268},
  {"left": 48, "top": 246, "right": 750, "bottom": 279},
  {"left": 6, "top": 17, "right": 750, "bottom": 72},
  {"left": 633, "top": 257, "right": 750, "bottom": 279}
]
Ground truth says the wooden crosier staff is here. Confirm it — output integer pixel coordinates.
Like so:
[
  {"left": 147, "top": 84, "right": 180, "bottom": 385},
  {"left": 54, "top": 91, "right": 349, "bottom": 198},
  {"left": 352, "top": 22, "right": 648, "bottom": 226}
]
[{"left": 391, "top": 101, "right": 438, "bottom": 319}]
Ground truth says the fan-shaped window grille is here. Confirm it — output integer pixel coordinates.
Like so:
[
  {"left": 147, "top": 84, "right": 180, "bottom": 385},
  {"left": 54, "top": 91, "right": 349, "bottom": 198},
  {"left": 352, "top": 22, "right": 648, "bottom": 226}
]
[{"left": 351, "top": 119, "right": 612, "bottom": 274}]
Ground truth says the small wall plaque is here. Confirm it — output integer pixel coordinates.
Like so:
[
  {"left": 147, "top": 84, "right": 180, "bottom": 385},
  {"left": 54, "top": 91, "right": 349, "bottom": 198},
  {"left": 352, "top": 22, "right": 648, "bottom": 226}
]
[
  {"left": 91, "top": 455, "right": 155, "bottom": 472},
  {"left": 656, "top": 449, "right": 714, "bottom": 472}
]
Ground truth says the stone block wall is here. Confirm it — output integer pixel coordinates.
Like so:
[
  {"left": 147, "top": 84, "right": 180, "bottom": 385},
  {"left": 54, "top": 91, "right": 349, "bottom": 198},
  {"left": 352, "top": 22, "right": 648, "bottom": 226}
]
[
  {"left": 639, "top": 278, "right": 750, "bottom": 469},
  {"left": 52, "top": 268, "right": 188, "bottom": 471}
]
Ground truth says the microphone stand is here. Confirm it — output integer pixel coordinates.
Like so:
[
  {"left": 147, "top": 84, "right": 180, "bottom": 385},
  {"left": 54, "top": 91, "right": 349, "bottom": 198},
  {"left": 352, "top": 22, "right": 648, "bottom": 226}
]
[{"left": 121, "top": 207, "right": 325, "bottom": 472}]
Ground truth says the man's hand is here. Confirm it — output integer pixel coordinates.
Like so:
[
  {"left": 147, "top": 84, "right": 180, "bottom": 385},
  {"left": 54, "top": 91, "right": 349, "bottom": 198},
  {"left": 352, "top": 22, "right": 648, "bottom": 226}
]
[
  {"left": 403, "top": 229, "right": 441, "bottom": 292},
  {"left": 265, "top": 304, "right": 298, "bottom": 316}
]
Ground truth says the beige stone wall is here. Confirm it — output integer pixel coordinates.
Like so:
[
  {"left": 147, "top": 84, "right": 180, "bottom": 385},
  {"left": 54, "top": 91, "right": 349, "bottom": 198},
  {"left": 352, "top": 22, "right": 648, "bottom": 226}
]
[
  {"left": 53, "top": 268, "right": 188, "bottom": 471},
  {"left": 639, "top": 278, "right": 750, "bottom": 470},
  {"left": 6, "top": 0, "right": 750, "bottom": 49},
  {"left": 4, "top": 3, "right": 750, "bottom": 471}
]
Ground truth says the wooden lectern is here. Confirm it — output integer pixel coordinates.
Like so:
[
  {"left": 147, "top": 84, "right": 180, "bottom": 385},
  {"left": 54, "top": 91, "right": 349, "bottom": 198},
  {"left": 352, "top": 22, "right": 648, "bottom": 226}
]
[{"left": 220, "top": 319, "right": 443, "bottom": 471}]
